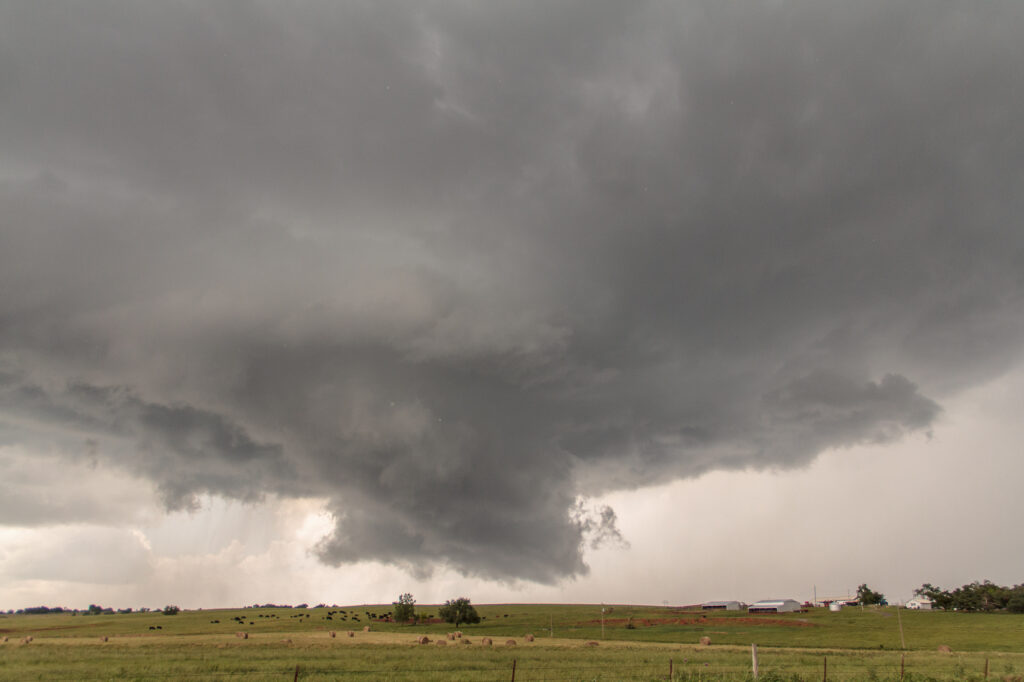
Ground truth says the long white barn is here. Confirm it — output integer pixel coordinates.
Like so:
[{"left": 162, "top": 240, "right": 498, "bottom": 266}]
[{"left": 748, "top": 599, "right": 801, "bottom": 613}]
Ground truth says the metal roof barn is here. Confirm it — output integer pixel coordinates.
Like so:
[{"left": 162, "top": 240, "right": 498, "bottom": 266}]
[{"left": 748, "top": 599, "right": 801, "bottom": 613}]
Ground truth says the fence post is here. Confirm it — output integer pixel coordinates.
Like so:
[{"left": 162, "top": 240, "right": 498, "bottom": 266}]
[
  {"left": 900, "top": 653, "right": 905, "bottom": 681},
  {"left": 293, "top": 664, "right": 300, "bottom": 681},
  {"left": 511, "top": 658, "right": 517, "bottom": 682},
  {"left": 669, "top": 658, "right": 674, "bottom": 681},
  {"left": 751, "top": 643, "right": 759, "bottom": 679},
  {"left": 985, "top": 658, "right": 989, "bottom": 678},
  {"left": 823, "top": 655, "right": 827, "bottom": 681}
]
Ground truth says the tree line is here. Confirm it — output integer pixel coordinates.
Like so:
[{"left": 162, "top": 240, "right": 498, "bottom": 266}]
[
  {"left": 915, "top": 580, "right": 1024, "bottom": 612},
  {"left": 392, "top": 593, "right": 481, "bottom": 626}
]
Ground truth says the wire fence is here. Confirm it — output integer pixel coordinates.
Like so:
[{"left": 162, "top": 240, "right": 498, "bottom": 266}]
[
  {"left": 6, "top": 636, "right": 1017, "bottom": 681},
  {"left": 7, "top": 654, "right": 1012, "bottom": 682}
]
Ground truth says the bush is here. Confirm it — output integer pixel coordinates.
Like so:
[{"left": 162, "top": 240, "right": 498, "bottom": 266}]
[{"left": 162, "top": 605, "right": 180, "bottom": 616}]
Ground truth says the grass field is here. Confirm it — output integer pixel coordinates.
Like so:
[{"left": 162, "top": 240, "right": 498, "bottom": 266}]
[{"left": 2, "top": 604, "right": 1023, "bottom": 680}]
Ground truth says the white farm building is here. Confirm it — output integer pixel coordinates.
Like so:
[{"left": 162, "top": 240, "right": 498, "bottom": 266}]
[
  {"left": 905, "top": 597, "right": 933, "bottom": 610},
  {"left": 701, "top": 601, "right": 742, "bottom": 611},
  {"left": 749, "top": 599, "right": 802, "bottom": 613}
]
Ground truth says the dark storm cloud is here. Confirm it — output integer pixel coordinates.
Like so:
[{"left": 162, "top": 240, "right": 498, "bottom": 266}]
[
  {"left": 1, "top": 1, "right": 1023, "bottom": 581},
  {"left": 0, "top": 370, "right": 292, "bottom": 510}
]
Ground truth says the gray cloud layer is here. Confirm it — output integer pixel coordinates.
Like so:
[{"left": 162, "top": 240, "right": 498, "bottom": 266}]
[{"left": 1, "top": 1, "right": 1022, "bottom": 582}]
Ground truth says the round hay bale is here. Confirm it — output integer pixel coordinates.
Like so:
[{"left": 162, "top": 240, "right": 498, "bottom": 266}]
[
  {"left": 699, "top": 636, "right": 712, "bottom": 645},
  {"left": 447, "top": 632, "right": 456, "bottom": 640},
  {"left": 525, "top": 633, "right": 535, "bottom": 642},
  {"left": 2, "top": 636, "right": 8, "bottom": 643},
  {"left": 505, "top": 639, "right": 517, "bottom": 647},
  {"left": 329, "top": 631, "right": 336, "bottom": 638},
  {"left": 21, "top": 637, "right": 32, "bottom": 645},
  {"left": 937, "top": 645, "right": 952, "bottom": 653},
  {"left": 455, "top": 631, "right": 463, "bottom": 638},
  {"left": 417, "top": 636, "right": 431, "bottom": 645},
  {"left": 585, "top": 640, "right": 600, "bottom": 647},
  {"left": 461, "top": 639, "right": 471, "bottom": 645},
  {"left": 347, "top": 630, "right": 355, "bottom": 637},
  {"left": 236, "top": 632, "right": 248, "bottom": 639},
  {"left": 481, "top": 637, "right": 493, "bottom": 646},
  {"left": 100, "top": 636, "right": 109, "bottom": 642},
  {"left": 435, "top": 639, "right": 447, "bottom": 646},
  {"left": 362, "top": 625, "right": 371, "bottom": 632},
  {"left": 281, "top": 638, "right": 293, "bottom": 644}
]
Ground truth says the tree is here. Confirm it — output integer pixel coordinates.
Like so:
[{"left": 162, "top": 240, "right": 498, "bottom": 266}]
[
  {"left": 438, "top": 597, "right": 480, "bottom": 627},
  {"left": 915, "top": 583, "right": 953, "bottom": 610},
  {"left": 162, "top": 605, "right": 180, "bottom": 615},
  {"left": 393, "top": 593, "right": 416, "bottom": 624},
  {"left": 856, "top": 584, "right": 885, "bottom": 606}
]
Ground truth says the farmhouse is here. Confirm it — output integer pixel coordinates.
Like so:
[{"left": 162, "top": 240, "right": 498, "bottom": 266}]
[
  {"left": 701, "top": 601, "right": 742, "bottom": 611},
  {"left": 906, "top": 597, "right": 933, "bottom": 610},
  {"left": 748, "top": 599, "right": 801, "bottom": 613}
]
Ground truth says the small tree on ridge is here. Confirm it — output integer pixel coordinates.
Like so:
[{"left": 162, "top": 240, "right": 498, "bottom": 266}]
[{"left": 393, "top": 593, "right": 416, "bottom": 624}]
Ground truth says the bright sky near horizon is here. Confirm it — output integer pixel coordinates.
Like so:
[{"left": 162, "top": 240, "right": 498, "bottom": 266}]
[{"left": 2, "top": 1, "right": 1023, "bottom": 610}]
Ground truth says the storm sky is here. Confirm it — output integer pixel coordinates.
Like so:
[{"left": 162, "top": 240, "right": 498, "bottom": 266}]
[{"left": 2, "top": 1, "right": 1024, "bottom": 607}]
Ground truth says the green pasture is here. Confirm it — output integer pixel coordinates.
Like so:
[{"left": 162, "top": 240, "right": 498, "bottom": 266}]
[{"left": 2, "top": 604, "right": 1023, "bottom": 680}]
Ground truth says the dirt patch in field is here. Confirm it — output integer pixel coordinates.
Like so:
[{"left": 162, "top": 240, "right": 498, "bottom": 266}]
[{"left": 582, "top": 617, "right": 816, "bottom": 628}]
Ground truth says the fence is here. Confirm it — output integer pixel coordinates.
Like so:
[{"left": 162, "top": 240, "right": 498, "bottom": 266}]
[{"left": 14, "top": 650, "right": 1013, "bottom": 681}]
